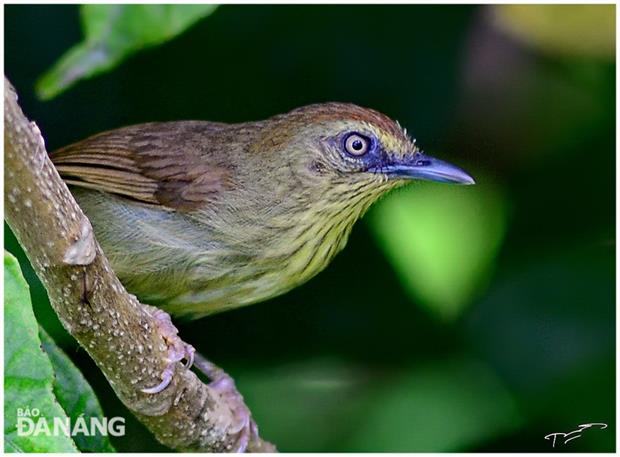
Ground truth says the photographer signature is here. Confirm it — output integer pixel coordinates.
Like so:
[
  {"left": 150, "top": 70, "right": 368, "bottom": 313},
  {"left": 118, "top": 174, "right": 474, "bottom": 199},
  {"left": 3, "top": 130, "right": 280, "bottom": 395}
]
[{"left": 545, "top": 423, "right": 607, "bottom": 448}]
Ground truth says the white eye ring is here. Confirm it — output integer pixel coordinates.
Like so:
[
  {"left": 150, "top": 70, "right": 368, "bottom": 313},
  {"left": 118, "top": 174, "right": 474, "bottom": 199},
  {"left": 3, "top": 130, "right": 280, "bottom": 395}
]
[{"left": 344, "top": 133, "right": 370, "bottom": 156}]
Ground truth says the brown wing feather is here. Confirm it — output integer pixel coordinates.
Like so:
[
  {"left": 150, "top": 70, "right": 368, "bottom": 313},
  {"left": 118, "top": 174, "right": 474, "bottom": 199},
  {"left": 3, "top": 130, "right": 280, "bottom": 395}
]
[{"left": 51, "top": 122, "right": 233, "bottom": 212}]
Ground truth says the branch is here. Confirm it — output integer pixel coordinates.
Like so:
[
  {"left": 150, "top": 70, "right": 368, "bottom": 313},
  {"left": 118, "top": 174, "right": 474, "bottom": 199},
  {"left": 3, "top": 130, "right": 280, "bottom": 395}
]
[{"left": 4, "top": 77, "right": 275, "bottom": 453}]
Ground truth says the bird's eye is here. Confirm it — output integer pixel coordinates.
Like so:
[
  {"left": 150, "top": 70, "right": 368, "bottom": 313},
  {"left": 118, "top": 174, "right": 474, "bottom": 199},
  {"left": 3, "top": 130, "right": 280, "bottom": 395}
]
[{"left": 344, "top": 133, "right": 370, "bottom": 156}]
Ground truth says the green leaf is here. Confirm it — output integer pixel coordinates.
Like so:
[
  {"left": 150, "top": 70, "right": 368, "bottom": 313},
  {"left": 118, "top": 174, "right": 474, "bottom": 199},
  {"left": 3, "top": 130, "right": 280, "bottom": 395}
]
[
  {"left": 4, "top": 252, "right": 78, "bottom": 452},
  {"left": 238, "top": 358, "right": 369, "bottom": 451},
  {"left": 493, "top": 5, "right": 615, "bottom": 59},
  {"left": 39, "top": 328, "right": 115, "bottom": 452},
  {"left": 347, "top": 358, "right": 522, "bottom": 451},
  {"left": 36, "top": 4, "right": 218, "bottom": 100},
  {"left": 368, "top": 174, "right": 508, "bottom": 321}
]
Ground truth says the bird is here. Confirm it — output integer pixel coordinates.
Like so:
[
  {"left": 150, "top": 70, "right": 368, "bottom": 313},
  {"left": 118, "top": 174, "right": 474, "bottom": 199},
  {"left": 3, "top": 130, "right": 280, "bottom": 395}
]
[
  {"left": 51, "top": 103, "right": 475, "bottom": 448},
  {"left": 51, "top": 102, "right": 474, "bottom": 320}
]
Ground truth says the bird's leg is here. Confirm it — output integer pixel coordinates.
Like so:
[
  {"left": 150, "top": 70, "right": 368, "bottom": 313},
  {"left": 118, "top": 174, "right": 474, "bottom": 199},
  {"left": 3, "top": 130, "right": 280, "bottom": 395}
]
[
  {"left": 141, "top": 306, "right": 195, "bottom": 394},
  {"left": 193, "top": 352, "right": 258, "bottom": 453},
  {"left": 139, "top": 307, "right": 256, "bottom": 452}
]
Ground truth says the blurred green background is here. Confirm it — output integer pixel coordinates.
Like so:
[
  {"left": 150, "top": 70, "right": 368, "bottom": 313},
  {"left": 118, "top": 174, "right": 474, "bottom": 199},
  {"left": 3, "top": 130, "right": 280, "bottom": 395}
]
[{"left": 4, "top": 4, "right": 615, "bottom": 452}]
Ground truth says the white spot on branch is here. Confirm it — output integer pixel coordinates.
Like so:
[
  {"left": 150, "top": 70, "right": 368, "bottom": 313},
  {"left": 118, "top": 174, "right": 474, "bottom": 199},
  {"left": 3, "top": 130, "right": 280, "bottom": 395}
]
[{"left": 63, "top": 218, "right": 96, "bottom": 265}]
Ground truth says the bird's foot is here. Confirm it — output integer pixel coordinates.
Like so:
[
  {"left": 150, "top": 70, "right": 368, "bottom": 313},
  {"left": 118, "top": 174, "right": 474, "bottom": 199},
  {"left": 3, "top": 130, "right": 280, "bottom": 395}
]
[
  {"left": 194, "top": 353, "right": 258, "bottom": 453},
  {"left": 138, "top": 307, "right": 255, "bottom": 451},
  {"left": 141, "top": 306, "right": 195, "bottom": 394}
]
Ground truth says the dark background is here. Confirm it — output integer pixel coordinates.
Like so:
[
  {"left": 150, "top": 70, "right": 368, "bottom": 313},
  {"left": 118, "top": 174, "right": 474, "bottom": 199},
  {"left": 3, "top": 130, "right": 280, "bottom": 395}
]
[{"left": 5, "top": 4, "right": 615, "bottom": 452}]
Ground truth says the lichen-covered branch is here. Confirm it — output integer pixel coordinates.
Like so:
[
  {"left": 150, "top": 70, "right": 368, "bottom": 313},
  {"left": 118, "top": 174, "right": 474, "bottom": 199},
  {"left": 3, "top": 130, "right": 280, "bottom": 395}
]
[{"left": 4, "top": 77, "right": 274, "bottom": 452}]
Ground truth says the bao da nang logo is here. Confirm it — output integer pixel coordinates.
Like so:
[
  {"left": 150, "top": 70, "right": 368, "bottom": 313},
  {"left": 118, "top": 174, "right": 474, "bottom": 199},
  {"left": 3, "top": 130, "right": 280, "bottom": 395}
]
[{"left": 16, "top": 407, "right": 125, "bottom": 437}]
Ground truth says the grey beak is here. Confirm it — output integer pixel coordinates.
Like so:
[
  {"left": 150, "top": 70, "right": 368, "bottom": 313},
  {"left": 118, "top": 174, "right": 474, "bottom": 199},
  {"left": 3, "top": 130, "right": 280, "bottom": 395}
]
[{"left": 381, "top": 153, "right": 475, "bottom": 185}]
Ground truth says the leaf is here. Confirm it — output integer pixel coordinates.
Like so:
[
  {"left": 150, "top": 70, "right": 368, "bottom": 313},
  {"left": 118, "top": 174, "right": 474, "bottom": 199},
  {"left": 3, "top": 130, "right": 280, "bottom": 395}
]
[
  {"left": 238, "top": 358, "right": 369, "bottom": 451},
  {"left": 465, "top": 248, "right": 614, "bottom": 398},
  {"left": 368, "top": 174, "right": 508, "bottom": 321},
  {"left": 493, "top": 5, "right": 615, "bottom": 59},
  {"left": 39, "top": 328, "right": 116, "bottom": 452},
  {"left": 4, "top": 252, "right": 78, "bottom": 452},
  {"left": 347, "top": 358, "right": 522, "bottom": 451},
  {"left": 36, "top": 4, "right": 218, "bottom": 100}
]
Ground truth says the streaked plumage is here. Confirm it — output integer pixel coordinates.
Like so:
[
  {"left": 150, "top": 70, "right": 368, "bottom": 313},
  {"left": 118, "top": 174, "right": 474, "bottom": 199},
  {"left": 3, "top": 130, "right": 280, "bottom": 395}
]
[{"left": 52, "top": 103, "right": 472, "bottom": 319}]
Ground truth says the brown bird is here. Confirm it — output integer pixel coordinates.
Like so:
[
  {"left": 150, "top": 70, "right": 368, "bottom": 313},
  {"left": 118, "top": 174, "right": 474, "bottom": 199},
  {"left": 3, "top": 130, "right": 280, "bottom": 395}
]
[
  {"left": 52, "top": 102, "right": 474, "bottom": 320},
  {"left": 51, "top": 103, "right": 474, "bottom": 449}
]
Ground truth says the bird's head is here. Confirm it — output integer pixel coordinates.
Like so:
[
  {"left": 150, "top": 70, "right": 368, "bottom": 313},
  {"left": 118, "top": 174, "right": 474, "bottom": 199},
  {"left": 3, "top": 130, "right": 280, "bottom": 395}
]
[{"left": 261, "top": 102, "right": 474, "bottom": 210}]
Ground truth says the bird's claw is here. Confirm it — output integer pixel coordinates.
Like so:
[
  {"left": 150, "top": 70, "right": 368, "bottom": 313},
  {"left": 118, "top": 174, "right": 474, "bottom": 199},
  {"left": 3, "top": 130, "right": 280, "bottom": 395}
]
[
  {"left": 141, "top": 307, "right": 195, "bottom": 394},
  {"left": 138, "top": 309, "right": 255, "bottom": 452},
  {"left": 194, "top": 354, "right": 258, "bottom": 452}
]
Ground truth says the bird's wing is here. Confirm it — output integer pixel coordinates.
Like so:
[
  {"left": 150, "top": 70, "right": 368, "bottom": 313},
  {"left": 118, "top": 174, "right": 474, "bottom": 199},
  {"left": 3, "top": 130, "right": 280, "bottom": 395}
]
[{"left": 51, "top": 122, "right": 233, "bottom": 212}]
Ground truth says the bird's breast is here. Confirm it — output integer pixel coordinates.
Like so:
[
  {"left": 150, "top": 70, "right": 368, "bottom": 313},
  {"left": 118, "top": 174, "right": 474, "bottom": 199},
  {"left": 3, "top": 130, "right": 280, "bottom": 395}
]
[
  {"left": 167, "top": 205, "right": 358, "bottom": 317},
  {"left": 78, "top": 181, "right": 384, "bottom": 319}
]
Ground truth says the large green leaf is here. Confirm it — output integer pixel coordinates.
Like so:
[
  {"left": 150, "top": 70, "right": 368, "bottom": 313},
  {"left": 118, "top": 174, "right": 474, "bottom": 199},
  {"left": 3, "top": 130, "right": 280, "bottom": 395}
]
[
  {"left": 368, "top": 174, "right": 507, "bottom": 321},
  {"left": 347, "top": 357, "right": 522, "bottom": 451},
  {"left": 4, "top": 252, "right": 77, "bottom": 452},
  {"left": 36, "top": 4, "right": 218, "bottom": 100},
  {"left": 39, "top": 328, "right": 115, "bottom": 452}
]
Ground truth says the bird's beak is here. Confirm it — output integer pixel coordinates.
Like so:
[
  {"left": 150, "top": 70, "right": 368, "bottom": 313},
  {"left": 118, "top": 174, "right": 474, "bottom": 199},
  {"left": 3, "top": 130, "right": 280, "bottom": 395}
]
[{"left": 380, "top": 152, "right": 475, "bottom": 185}]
